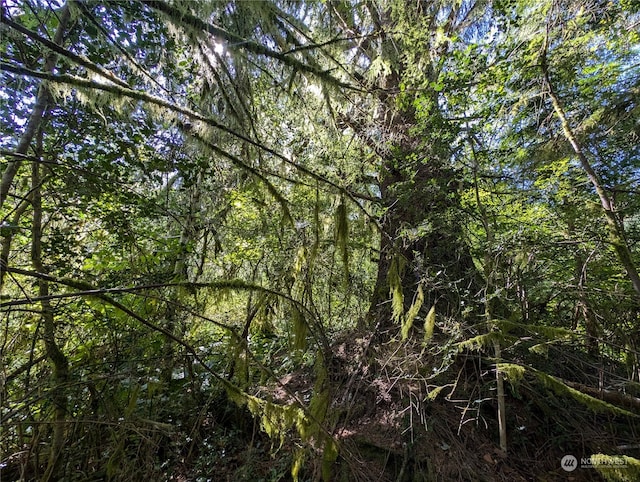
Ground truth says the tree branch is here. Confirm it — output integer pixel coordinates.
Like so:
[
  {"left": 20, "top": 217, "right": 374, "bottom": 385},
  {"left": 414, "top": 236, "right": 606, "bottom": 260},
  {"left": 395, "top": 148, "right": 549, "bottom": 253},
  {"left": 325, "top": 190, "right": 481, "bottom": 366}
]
[
  {"left": 540, "top": 30, "right": 640, "bottom": 298},
  {"left": 0, "top": 11, "right": 130, "bottom": 89},
  {"left": 0, "top": 6, "right": 70, "bottom": 210},
  {"left": 141, "top": 0, "right": 359, "bottom": 91},
  {"left": 0, "top": 266, "right": 338, "bottom": 443}
]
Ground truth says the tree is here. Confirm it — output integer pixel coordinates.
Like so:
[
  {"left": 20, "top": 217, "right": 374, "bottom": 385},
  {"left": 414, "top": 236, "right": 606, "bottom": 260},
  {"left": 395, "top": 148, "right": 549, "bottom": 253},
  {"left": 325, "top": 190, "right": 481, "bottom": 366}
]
[
  {"left": 1, "top": 1, "right": 639, "bottom": 480},
  {"left": 324, "top": 1, "right": 488, "bottom": 329}
]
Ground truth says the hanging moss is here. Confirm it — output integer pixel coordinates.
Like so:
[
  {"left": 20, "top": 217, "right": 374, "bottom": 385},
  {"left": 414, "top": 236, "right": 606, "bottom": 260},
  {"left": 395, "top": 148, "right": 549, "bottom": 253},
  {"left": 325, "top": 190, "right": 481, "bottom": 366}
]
[
  {"left": 423, "top": 303, "right": 436, "bottom": 343},
  {"left": 291, "top": 448, "right": 306, "bottom": 482},
  {"left": 321, "top": 438, "right": 339, "bottom": 482},
  {"left": 292, "top": 246, "right": 306, "bottom": 278},
  {"left": 425, "top": 384, "right": 448, "bottom": 401},
  {"left": 308, "top": 354, "right": 330, "bottom": 431},
  {"left": 228, "top": 336, "right": 248, "bottom": 384},
  {"left": 253, "top": 170, "right": 294, "bottom": 226},
  {"left": 489, "top": 362, "right": 639, "bottom": 417},
  {"left": 528, "top": 343, "right": 549, "bottom": 357},
  {"left": 388, "top": 254, "right": 406, "bottom": 323},
  {"left": 402, "top": 284, "right": 424, "bottom": 340},
  {"left": 224, "top": 381, "right": 308, "bottom": 447},
  {"left": 223, "top": 359, "right": 339, "bottom": 482}
]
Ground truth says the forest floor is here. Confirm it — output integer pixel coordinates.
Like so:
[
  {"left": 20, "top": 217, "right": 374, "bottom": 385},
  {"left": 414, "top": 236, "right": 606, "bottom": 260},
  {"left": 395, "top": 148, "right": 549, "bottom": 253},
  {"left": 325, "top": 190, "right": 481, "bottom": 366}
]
[{"left": 175, "top": 328, "right": 640, "bottom": 482}]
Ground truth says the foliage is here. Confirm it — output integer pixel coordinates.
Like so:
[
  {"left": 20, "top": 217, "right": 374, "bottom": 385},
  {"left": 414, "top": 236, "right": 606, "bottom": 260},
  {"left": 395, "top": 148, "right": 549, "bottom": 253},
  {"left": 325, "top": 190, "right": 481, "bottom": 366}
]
[{"left": 1, "top": 0, "right": 638, "bottom": 480}]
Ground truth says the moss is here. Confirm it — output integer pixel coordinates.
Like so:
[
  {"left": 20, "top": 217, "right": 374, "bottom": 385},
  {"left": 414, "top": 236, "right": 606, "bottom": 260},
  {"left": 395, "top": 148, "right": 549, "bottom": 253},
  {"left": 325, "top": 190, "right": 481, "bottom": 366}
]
[
  {"left": 388, "top": 254, "right": 407, "bottom": 323},
  {"left": 590, "top": 454, "right": 640, "bottom": 481},
  {"left": 496, "top": 363, "right": 527, "bottom": 385},
  {"left": 423, "top": 303, "right": 436, "bottom": 344},
  {"left": 456, "top": 332, "right": 511, "bottom": 352},
  {"left": 402, "top": 284, "right": 424, "bottom": 340},
  {"left": 292, "top": 306, "right": 307, "bottom": 351},
  {"left": 535, "top": 372, "right": 638, "bottom": 418},
  {"left": 528, "top": 343, "right": 549, "bottom": 357},
  {"left": 425, "top": 384, "right": 448, "bottom": 401},
  {"left": 495, "top": 319, "right": 575, "bottom": 340},
  {"left": 321, "top": 439, "right": 339, "bottom": 482},
  {"left": 224, "top": 366, "right": 339, "bottom": 482}
]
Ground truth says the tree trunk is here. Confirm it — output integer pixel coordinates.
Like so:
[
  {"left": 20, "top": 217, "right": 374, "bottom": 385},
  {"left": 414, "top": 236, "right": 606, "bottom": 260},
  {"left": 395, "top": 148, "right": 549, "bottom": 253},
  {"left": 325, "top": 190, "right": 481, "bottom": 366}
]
[
  {"left": 335, "top": 3, "right": 483, "bottom": 334},
  {"left": 160, "top": 176, "right": 202, "bottom": 384},
  {"left": 3, "top": 7, "right": 72, "bottom": 479},
  {"left": 541, "top": 42, "right": 640, "bottom": 300},
  {"left": 366, "top": 82, "right": 480, "bottom": 332},
  {"left": 369, "top": 153, "right": 480, "bottom": 329},
  {"left": 31, "top": 136, "right": 69, "bottom": 482},
  {"left": 0, "top": 5, "right": 70, "bottom": 211}
]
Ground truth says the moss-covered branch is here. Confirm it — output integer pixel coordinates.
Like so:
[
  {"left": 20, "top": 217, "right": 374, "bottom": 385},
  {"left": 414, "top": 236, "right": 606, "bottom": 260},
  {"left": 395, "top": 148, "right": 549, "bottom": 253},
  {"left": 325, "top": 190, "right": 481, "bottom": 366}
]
[{"left": 140, "top": 0, "right": 357, "bottom": 91}]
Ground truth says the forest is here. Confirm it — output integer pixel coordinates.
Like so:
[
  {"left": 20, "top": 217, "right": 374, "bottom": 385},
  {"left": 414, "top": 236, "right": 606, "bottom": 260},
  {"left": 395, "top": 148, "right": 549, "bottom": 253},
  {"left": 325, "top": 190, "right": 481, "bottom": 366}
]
[{"left": 1, "top": 0, "right": 639, "bottom": 480}]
